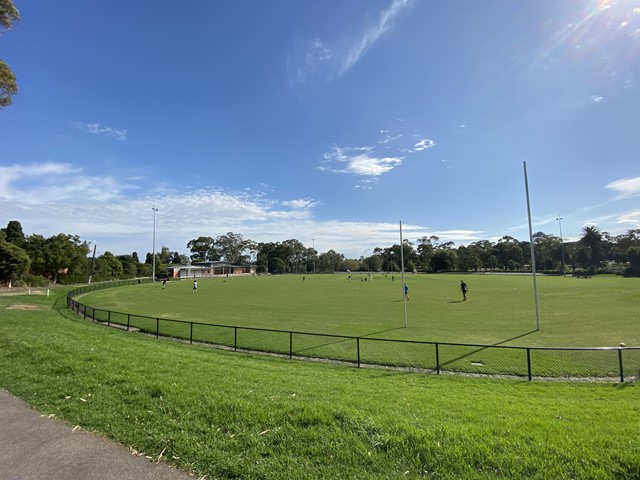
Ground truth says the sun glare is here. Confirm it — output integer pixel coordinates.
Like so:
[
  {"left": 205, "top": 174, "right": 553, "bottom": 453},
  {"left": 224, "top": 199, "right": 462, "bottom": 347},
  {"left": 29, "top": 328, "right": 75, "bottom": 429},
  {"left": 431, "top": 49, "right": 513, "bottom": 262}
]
[{"left": 532, "top": 0, "right": 640, "bottom": 99}]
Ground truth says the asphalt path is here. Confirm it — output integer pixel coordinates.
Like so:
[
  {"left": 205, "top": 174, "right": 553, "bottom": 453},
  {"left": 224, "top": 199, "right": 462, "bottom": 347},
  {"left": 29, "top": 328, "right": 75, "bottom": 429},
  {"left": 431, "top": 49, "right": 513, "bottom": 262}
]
[{"left": 0, "top": 389, "right": 194, "bottom": 480}]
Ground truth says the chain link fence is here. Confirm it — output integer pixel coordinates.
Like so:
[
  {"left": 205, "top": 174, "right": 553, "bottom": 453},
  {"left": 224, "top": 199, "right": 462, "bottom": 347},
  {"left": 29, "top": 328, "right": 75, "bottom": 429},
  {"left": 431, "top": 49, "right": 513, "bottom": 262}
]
[{"left": 67, "top": 281, "right": 639, "bottom": 382}]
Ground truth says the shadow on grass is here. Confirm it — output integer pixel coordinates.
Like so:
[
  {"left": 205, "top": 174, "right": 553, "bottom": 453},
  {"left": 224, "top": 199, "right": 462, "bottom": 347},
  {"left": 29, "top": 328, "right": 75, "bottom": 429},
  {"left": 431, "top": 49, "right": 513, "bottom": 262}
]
[
  {"left": 361, "top": 327, "right": 405, "bottom": 338},
  {"left": 439, "top": 330, "right": 539, "bottom": 369},
  {"left": 293, "top": 327, "right": 405, "bottom": 356}
]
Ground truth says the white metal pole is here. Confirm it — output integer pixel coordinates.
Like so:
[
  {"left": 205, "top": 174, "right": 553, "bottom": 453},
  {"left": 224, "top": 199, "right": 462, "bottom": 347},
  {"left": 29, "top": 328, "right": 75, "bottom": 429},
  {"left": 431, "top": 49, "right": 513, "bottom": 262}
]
[
  {"left": 152, "top": 207, "right": 158, "bottom": 282},
  {"left": 400, "top": 221, "right": 408, "bottom": 328},
  {"left": 523, "top": 162, "right": 540, "bottom": 330},
  {"left": 557, "top": 216, "right": 566, "bottom": 276}
]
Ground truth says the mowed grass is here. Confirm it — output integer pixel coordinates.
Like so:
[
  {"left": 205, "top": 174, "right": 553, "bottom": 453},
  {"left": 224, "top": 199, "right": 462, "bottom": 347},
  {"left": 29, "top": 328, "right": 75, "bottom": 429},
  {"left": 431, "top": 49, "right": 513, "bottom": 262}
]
[
  {"left": 1, "top": 291, "right": 639, "bottom": 480},
  {"left": 81, "top": 273, "right": 640, "bottom": 348}
]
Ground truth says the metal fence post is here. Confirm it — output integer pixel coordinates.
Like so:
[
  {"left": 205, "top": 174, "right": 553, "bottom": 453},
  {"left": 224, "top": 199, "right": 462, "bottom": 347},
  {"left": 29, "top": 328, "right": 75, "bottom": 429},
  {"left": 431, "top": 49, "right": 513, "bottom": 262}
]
[
  {"left": 234, "top": 327, "right": 238, "bottom": 352},
  {"left": 618, "top": 348, "right": 624, "bottom": 383},
  {"left": 357, "top": 338, "right": 361, "bottom": 368},
  {"left": 156, "top": 318, "right": 159, "bottom": 339},
  {"left": 107, "top": 310, "right": 111, "bottom": 327},
  {"left": 289, "top": 332, "right": 293, "bottom": 359},
  {"left": 190, "top": 322, "right": 193, "bottom": 345},
  {"left": 126, "top": 314, "right": 130, "bottom": 331},
  {"left": 527, "top": 348, "right": 532, "bottom": 381},
  {"left": 435, "top": 343, "right": 440, "bottom": 374}
]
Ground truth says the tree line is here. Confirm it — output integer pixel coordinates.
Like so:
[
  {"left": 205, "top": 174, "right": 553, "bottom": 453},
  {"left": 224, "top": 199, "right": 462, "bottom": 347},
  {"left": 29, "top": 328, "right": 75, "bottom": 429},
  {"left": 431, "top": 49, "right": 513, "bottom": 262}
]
[{"left": 1, "top": 220, "right": 639, "bottom": 287}]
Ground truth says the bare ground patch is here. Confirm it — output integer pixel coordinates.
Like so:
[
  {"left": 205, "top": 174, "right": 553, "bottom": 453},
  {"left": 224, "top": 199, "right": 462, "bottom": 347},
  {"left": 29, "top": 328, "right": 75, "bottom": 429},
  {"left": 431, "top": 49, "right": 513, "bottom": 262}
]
[{"left": 6, "top": 304, "right": 47, "bottom": 311}]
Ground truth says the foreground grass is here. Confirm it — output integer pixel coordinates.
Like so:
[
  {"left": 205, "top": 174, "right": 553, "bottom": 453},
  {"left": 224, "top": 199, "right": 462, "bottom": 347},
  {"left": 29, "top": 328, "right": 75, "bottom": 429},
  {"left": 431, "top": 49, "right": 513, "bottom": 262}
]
[
  {"left": 1, "top": 292, "right": 639, "bottom": 479},
  {"left": 81, "top": 274, "right": 640, "bottom": 347}
]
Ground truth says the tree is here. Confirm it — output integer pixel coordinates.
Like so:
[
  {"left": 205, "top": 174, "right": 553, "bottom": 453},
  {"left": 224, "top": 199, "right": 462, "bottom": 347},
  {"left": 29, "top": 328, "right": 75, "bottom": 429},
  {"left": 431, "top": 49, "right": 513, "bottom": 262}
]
[
  {"left": 340, "top": 258, "right": 361, "bottom": 272},
  {"left": 317, "top": 250, "right": 344, "bottom": 272},
  {"left": 457, "top": 246, "right": 483, "bottom": 272},
  {"left": 0, "top": 0, "right": 20, "bottom": 108},
  {"left": 215, "top": 232, "right": 252, "bottom": 264},
  {"left": 116, "top": 254, "right": 138, "bottom": 278},
  {"left": 2, "top": 220, "right": 25, "bottom": 248},
  {"left": 40, "top": 234, "right": 90, "bottom": 283},
  {"left": 92, "top": 252, "right": 123, "bottom": 281},
  {"left": 493, "top": 236, "right": 523, "bottom": 271},
  {"left": 532, "top": 232, "right": 562, "bottom": 272},
  {"left": 623, "top": 246, "right": 640, "bottom": 277},
  {"left": 579, "top": 225, "right": 603, "bottom": 272},
  {"left": 282, "top": 239, "right": 306, "bottom": 273},
  {"left": 431, "top": 249, "right": 458, "bottom": 272},
  {"left": 362, "top": 254, "right": 382, "bottom": 272},
  {"left": 0, "top": 239, "right": 30, "bottom": 287},
  {"left": 187, "top": 236, "right": 218, "bottom": 262},
  {"left": 417, "top": 236, "right": 438, "bottom": 272}
]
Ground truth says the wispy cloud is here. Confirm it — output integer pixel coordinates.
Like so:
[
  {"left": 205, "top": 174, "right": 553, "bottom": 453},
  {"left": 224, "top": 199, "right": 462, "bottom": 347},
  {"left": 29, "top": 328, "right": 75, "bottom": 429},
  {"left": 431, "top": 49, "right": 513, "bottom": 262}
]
[
  {"left": 73, "top": 122, "right": 127, "bottom": 141},
  {"left": 337, "top": 0, "right": 413, "bottom": 78},
  {"left": 320, "top": 146, "right": 403, "bottom": 176},
  {"left": 288, "top": 0, "right": 413, "bottom": 87},
  {"left": 0, "top": 162, "right": 137, "bottom": 203},
  {"left": 413, "top": 138, "right": 436, "bottom": 152},
  {"left": 320, "top": 129, "right": 436, "bottom": 185},
  {"left": 616, "top": 210, "right": 640, "bottom": 227},
  {"left": 605, "top": 176, "right": 640, "bottom": 199}
]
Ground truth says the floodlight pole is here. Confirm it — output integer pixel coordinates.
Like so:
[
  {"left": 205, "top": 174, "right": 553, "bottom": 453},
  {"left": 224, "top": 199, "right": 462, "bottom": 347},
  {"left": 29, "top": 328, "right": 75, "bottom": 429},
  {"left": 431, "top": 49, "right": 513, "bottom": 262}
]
[
  {"left": 556, "top": 216, "right": 566, "bottom": 276},
  {"left": 312, "top": 238, "right": 316, "bottom": 274},
  {"left": 400, "top": 221, "right": 408, "bottom": 328},
  {"left": 152, "top": 206, "right": 158, "bottom": 282},
  {"left": 523, "top": 162, "right": 540, "bottom": 331}
]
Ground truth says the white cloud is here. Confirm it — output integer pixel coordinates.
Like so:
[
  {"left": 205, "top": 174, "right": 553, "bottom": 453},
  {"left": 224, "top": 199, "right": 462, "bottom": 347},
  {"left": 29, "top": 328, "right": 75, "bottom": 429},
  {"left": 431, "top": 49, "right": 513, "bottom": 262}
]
[
  {"left": 605, "top": 176, "right": 640, "bottom": 199},
  {"left": 288, "top": 0, "right": 413, "bottom": 86},
  {"left": 0, "top": 162, "right": 140, "bottom": 204},
  {"left": 616, "top": 210, "right": 640, "bottom": 227},
  {"left": 0, "top": 161, "right": 462, "bottom": 259},
  {"left": 413, "top": 138, "right": 436, "bottom": 152},
  {"left": 73, "top": 122, "right": 127, "bottom": 141},
  {"left": 320, "top": 145, "right": 403, "bottom": 176}
]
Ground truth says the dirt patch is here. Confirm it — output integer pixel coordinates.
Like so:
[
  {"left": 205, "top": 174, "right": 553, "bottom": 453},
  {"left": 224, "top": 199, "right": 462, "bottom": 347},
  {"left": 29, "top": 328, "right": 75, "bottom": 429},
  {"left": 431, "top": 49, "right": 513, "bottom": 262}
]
[{"left": 6, "top": 304, "right": 47, "bottom": 311}]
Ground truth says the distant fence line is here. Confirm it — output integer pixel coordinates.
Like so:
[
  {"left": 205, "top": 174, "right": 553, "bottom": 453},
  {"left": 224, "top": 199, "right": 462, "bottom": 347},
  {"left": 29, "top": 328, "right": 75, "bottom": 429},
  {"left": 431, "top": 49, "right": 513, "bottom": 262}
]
[{"left": 66, "top": 280, "right": 639, "bottom": 383}]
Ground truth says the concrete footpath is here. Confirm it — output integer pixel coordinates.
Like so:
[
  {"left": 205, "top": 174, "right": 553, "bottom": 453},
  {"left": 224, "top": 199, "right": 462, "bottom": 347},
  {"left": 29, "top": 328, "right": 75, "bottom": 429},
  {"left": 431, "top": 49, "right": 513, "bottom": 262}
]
[{"left": 0, "top": 389, "right": 194, "bottom": 480}]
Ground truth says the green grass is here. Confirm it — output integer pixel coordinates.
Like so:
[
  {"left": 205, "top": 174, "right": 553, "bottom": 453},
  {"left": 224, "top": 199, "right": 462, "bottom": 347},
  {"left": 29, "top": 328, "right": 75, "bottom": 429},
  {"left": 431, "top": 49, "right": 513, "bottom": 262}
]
[
  {"left": 1, "top": 291, "right": 639, "bottom": 479},
  {"left": 81, "top": 273, "right": 640, "bottom": 347}
]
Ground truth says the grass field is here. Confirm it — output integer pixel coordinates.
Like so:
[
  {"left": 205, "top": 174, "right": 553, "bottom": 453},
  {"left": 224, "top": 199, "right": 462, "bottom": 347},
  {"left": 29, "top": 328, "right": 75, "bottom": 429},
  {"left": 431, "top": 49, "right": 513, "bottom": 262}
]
[
  {"left": 80, "top": 273, "right": 640, "bottom": 348},
  {"left": 1, "top": 290, "right": 639, "bottom": 479}
]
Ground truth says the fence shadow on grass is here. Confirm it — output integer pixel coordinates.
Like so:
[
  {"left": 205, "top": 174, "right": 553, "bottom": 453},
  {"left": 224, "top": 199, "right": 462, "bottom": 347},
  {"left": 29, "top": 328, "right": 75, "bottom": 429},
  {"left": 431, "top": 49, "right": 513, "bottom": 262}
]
[
  {"left": 285, "top": 327, "right": 406, "bottom": 357},
  {"left": 439, "top": 329, "right": 538, "bottom": 369}
]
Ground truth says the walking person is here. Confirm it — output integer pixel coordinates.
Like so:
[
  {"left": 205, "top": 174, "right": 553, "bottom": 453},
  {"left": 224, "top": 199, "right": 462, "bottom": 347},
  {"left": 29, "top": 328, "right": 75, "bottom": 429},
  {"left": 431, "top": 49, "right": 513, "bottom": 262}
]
[
  {"left": 404, "top": 283, "right": 409, "bottom": 301},
  {"left": 460, "top": 280, "right": 468, "bottom": 301},
  {"left": 192, "top": 279, "right": 198, "bottom": 293}
]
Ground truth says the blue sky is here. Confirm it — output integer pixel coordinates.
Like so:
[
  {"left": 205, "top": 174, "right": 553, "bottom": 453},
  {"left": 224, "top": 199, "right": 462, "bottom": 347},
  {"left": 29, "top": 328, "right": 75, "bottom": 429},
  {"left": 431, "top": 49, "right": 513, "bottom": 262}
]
[{"left": 1, "top": 0, "right": 639, "bottom": 259}]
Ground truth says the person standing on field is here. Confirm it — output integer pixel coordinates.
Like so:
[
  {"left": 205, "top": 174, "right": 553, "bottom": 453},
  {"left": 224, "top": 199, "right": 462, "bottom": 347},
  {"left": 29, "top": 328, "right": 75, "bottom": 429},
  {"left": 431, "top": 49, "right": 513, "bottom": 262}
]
[
  {"left": 192, "top": 279, "right": 198, "bottom": 293},
  {"left": 460, "top": 280, "right": 468, "bottom": 301}
]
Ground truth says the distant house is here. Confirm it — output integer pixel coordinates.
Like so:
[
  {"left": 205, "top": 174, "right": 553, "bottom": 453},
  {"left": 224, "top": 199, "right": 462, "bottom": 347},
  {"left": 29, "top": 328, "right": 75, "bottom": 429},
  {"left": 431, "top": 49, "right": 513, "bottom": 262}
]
[{"left": 166, "top": 261, "right": 256, "bottom": 279}]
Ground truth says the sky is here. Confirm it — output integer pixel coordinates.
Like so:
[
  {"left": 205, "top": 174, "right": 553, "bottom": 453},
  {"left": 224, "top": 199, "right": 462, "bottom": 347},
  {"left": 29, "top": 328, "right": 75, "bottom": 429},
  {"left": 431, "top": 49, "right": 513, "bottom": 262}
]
[{"left": 1, "top": 0, "right": 639, "bottom": 259}]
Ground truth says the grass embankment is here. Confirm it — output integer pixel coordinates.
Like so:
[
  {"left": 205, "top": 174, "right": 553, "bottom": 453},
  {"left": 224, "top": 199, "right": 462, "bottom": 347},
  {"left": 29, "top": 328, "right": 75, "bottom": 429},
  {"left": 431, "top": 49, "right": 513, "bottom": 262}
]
[
  {"left": 1, "top": 291, "right": 639, "bottom": 479},
  {"left": 81, "top": 274, "right": 640, "bottom": 347}
]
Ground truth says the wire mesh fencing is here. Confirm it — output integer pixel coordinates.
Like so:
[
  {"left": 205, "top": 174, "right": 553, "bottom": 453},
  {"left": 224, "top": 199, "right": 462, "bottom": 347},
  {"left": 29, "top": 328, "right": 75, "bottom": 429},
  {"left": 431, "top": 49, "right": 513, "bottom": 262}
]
[{"left": 67, "top": 283, "right": 639, "bottom": 382}]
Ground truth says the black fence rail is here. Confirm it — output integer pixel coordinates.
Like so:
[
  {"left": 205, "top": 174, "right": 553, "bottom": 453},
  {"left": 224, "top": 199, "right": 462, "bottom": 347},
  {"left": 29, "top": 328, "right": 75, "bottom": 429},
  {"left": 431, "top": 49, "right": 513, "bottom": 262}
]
[{"left": 67, "top": 281, "right": 639, "bottom": 383}]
